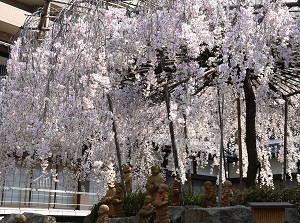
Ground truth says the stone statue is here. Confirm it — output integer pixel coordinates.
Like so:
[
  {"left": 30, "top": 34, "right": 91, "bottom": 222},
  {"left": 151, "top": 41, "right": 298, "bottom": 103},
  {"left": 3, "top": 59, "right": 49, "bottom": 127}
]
[
  {"left": 100, "top": 183, "right": 116, "bottom": 217},
  {"left": 96, "top": 204, "right": 109, "bottom": 223},
  {"left": 204, "top": 181, "right": 216, "bottom": 208},
  {"left": 111, "top": 184, "right": 125, "bottom": 217},
  {"left": 123, "top": 165, "right": 133, "bottom": 194},
  {"left": 222, "top": 180, "right": 233, "bottom": 207},
  {"left": 171, "top": 179, "right": 180, "bottom": 206},
  {"left": 153, "top": 183, "right": 170, "bottom": 223},
  {"left": 10, "top": 214, "right": 26, "bottom": 223},
  {"left": 146, "top": 165, "right": 165, "bottom": 201},
  {"left": 137, "top": 195, "right": 155, "bottom": 223}
]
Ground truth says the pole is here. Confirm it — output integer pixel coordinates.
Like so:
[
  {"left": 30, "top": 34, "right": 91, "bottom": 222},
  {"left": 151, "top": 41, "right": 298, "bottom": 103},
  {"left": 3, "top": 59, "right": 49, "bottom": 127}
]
[
  {"left": 217, "top": 89, "right": 224, "bottom": 207},
  {"left": 164, "top": 84, "right": 184, "bottom": 205},
  {"left": 38, "top": 0, "right": 51, "bottom": 39},
  {"left": 283, "top": 97, "right": 288, "bottom": 188},
  {"left": 107, "top": 94, "right": 127, "bottom": 196},
  {"left": 183, "top": 113, "right": 193, "bottom": 193},
  {"left": 237, "top": 97, "right": 243, "bottom": 188}
]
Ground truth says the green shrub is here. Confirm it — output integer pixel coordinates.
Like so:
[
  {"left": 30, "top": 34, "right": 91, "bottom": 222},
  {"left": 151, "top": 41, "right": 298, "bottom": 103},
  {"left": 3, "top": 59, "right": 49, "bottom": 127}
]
[
  {"left": 231, "top": 185, "right": 300, "bottom": 212},
  {"left": 279, "top": 187, "right": 300, "bottom": 212},
  {"left": 242, "top": 185, "right": 278, "bottom": 202},
  {"left": 84, "top": 191, "right": 147, "bottom": 223},
  {"left": 183, "top": 191, "right": 207, "bottom": 207},
  {"left": 84, "top": 202, "right": 100, "bottom": 223},
  {"left": 123, "top": 191, "right": 147, "bottom": 216}
]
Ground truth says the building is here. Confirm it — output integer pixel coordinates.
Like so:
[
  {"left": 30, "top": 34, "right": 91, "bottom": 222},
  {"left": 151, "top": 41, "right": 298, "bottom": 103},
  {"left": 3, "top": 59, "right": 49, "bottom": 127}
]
[
  {"left": 1, "top": 1, "right": 39, "bottom": 75},
  {"left": 0, "top": 0, "right": 64, "bottom": 74}
]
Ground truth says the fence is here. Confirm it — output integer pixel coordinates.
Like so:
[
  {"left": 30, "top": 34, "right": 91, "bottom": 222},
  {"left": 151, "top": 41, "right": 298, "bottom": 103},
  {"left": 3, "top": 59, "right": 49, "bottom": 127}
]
[
  {"left": 0, "top": 186, "right": 98, "bottom": 210},
  {"left": 0, "top": 64, "right": 7, "bottom": 77}
]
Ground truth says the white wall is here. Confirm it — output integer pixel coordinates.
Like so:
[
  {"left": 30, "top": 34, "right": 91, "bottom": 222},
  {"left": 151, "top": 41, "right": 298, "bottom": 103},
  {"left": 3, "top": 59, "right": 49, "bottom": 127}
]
[
  {"left": 196, "top": 160, "right": 218, "bottom": 177},
  {"left": 228, "top": 162, "right": 240, "bottom": 178},
  {"left": 0, "top": 56, "right": 8, "bottom": 65},
  {"left": 0, "top": 2, "right": 27, "bottom": 29},
  {"left": 270, "top": 158, "right": 283, "bottom": 175}
]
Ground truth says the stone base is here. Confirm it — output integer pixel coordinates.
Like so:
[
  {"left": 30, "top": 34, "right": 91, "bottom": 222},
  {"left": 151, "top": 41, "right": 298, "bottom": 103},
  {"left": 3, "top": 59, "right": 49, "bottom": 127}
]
[
  {"left": 0, "top": 212, "right": 56, "bottom": 223},
  {"left": 108, "top": 205, "right": 300, "bottom": 223},
  {"left": 180, "top": 205, "right": 254, "bottom": 223},
  {"left": 0, "top": 206, "right": 299, "bottom": 223}
]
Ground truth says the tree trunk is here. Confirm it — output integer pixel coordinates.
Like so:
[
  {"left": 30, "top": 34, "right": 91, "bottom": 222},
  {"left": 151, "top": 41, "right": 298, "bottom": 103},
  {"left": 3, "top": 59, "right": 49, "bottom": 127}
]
[{"left": 243, "top": 73, "right": 259, "bottom": 188}]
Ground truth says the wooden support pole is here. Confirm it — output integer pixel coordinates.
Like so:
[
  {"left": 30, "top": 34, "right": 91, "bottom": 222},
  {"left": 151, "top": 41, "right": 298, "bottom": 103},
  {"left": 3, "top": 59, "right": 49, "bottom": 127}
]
[
  {"left": 107, "top": 94, "right": 127, "bottom": 196},
  {"left": 217, "top": 89, "right": 224, "bottom": 207},
  {"left": 183, "top": 113, "right": 193, "bottom": 193},
  {"left": 283, "top": 97, "right": 288, "bottom": 188},
  {"left": 164, "top": 84, "right": 184, "bottom": 205},
  {"left": 38, "top": 0, "right": 51, "bottom": 39},
  {"left": 229, "top": 1, "right": 300, "bottom": 9},
  {"left": 223, "top": 149, "right": 228, "bottom": 180},
  {"left": 237, "top": 97, "right": 244, "bottom": 189}
]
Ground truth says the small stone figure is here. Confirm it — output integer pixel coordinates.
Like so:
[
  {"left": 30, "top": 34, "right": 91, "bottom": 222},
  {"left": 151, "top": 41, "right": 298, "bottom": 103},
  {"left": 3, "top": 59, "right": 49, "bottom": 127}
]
[
  {"left": 100, "top": 183, "right": 116, "bottom": 217},
  {"left": 10, "top": 214, "right": 26, "bottom": 223},
  {"left": 123, "top": 165, "right": 133, "bottom": 194},
  {"left": 111, "top": 184, "right": 125, "bottom": 217},
  {"left": 171, "top": 179, "right": 180, "bottom": 206},
  {"left": 96, "top": 204, "right": 109, "bottom": 223},
  {"left": 146, "top": 165, "right": 165, "bottom": 201},
  {"left": 137, "top": 195, "right": 155, "bottom": 223},
  {"left": 221, "top": 180, "right": 233, "bottom": 207},
  {"left": 204, "top": 181, "right": 216, "bottom": 208},
  {"left": 153, "top": 183, "right": 170, "bottom": 223}
]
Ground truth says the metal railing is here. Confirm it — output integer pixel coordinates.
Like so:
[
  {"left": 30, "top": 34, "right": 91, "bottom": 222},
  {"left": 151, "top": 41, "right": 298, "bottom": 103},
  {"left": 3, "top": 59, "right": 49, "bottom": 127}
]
[
  {"left": 0, "top": 186, "right": 98, "bottom": 210},
  {"left": 0, "top": 64, "right": 7, "bottom": 77}
]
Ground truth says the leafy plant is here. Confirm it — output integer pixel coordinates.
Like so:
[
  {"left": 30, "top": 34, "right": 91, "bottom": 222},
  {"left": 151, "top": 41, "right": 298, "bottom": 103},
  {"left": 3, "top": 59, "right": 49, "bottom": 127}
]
[
  {"left": 279, "top": 187, "right": 300, "bottom": 212},
  {"left": 183, "top": 191, "right": 207, "bottom": 207},
  {"left": 231, "top": 185, "right": 300, "bottom": 213},
  {"left": 84, "top": 191, "right": 147, "bottom": 222},
  {"left": 124, "top": 191, "right": 147, "bottom": 216},
  {"left": 84, "top": 202, "right": 100, "bottom": 223}
]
